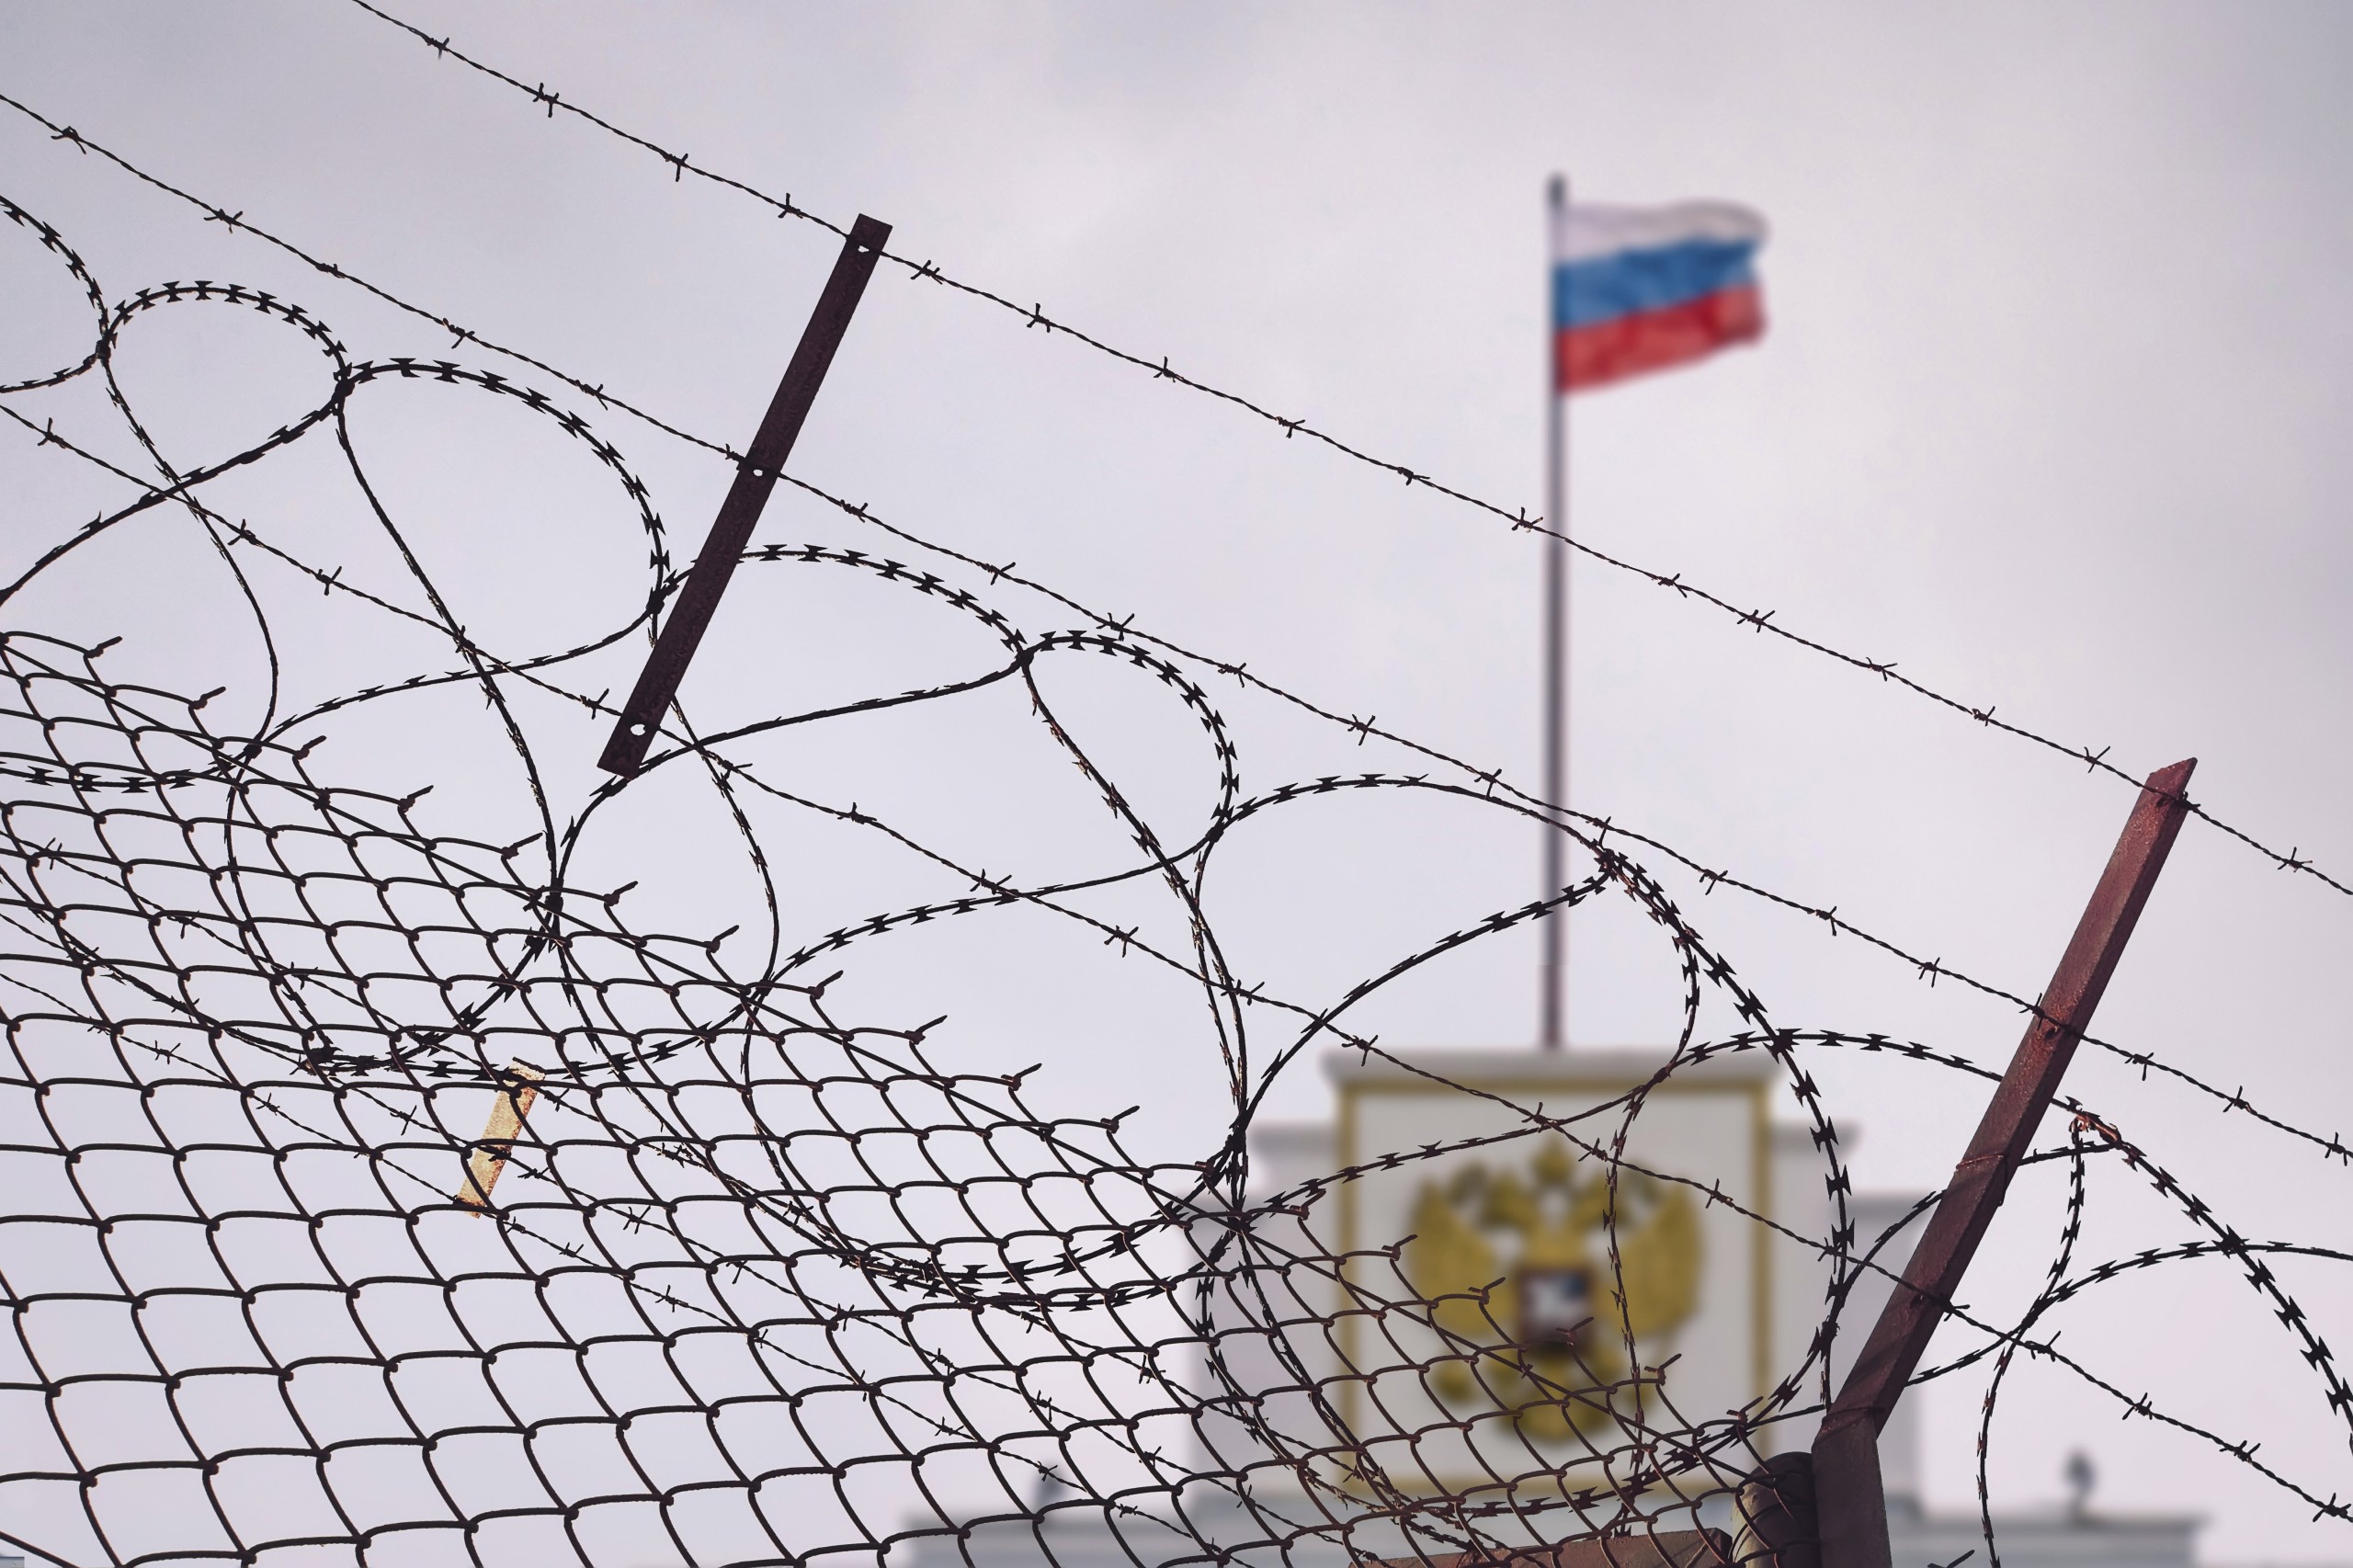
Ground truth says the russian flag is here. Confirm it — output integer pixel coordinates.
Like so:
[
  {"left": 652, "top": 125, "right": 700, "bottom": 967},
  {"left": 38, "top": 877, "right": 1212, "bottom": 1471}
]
[{"left": 1554, "top": 201, "right": 1767, "bottom": 392}]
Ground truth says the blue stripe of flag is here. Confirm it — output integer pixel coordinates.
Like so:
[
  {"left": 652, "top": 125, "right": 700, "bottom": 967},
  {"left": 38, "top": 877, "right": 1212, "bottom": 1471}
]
[{"left": 1553, "top": 238, "right": 1759, "bottom": 332}]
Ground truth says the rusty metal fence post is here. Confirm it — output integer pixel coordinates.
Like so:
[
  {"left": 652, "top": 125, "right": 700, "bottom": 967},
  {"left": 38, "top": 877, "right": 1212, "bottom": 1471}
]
[
  {"left": 1807, "top": 758, "right": 2197, "bottom": 1568},
  {"left": 599, "top": 213, "right": 892, "bottom": 777}
]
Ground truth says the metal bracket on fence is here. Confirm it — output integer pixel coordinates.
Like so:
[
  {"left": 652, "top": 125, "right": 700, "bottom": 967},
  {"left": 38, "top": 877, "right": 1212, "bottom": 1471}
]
[
  {"left": 1800, "top": 757, "right": 2198, "bottom": 1568},
  {"left": 1360, "top": 760, "right": 2193, "bottom": 1568},
  {"left": 1732, "top": 1452, "right": 1820, "bottom": 1568},
  {"left": 597, "top": 212, "right": 892, "bottom": 778}
]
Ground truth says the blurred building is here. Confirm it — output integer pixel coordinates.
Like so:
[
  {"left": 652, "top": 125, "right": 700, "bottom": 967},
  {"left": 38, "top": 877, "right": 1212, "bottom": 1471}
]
[{"left": 915, "top": 1048, "right": 2198, "bottom": 1568}]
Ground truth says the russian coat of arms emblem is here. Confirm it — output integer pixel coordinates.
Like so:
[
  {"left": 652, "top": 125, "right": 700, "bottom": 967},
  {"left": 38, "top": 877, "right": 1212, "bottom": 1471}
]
[{"left": 1403, "top": 1138, "right": 1702, "bottom": 1442}]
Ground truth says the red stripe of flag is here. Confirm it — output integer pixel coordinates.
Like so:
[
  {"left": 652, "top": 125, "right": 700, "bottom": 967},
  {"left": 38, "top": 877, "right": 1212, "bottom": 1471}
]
[{"left": 1555, "top": 284, "right": 1763, "bottom": 393}]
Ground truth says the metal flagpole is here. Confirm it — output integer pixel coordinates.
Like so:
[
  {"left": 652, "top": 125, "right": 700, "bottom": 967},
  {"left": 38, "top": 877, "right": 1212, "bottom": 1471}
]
[{"left": 1540, "top": 173, "right": 1568, "bottom": 1050}]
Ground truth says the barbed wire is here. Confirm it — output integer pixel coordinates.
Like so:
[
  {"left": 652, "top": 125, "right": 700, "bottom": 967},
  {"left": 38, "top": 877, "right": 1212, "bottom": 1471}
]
[
  {"left": 1, "top": 183, "right": 2347, "bottom": 1568},
  {"left": 3, "top": 120, "right": 2345, "bottom": 1186},
  {"left": 318, "top": 0, "right": 2353, "bottom": 912}
]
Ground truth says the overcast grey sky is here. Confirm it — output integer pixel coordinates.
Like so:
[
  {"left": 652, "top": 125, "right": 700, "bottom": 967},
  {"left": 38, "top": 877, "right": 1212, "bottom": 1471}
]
[{"left": 5, "top": 2, "right": 2353, "bottom": 1561}]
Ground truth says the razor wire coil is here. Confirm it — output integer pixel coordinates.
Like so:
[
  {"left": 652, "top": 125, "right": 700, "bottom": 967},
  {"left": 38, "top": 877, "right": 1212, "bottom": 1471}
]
[{"left": 0, "top": 152, "right": 2347, "bottom": 1568}]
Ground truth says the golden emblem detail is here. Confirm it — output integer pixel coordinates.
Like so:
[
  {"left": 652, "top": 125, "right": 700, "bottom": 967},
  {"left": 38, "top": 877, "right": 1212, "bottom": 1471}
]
[{"left": 1403, "top": 1139, "right": 1701, "bottom": 1442}]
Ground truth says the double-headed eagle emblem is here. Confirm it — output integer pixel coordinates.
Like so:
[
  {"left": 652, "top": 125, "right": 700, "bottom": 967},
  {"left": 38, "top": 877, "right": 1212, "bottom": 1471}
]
[{"left": 1403, "top": 1139, "right": 1701, "bottom": 1442}]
